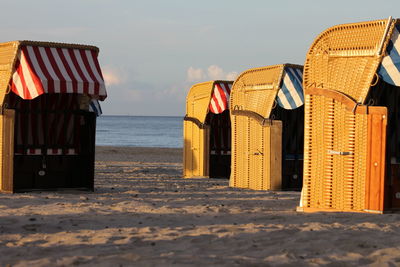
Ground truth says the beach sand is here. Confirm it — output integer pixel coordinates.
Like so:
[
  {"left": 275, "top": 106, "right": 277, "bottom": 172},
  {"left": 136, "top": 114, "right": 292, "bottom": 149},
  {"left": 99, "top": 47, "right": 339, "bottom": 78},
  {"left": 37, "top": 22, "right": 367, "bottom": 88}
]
[{"left": 1, "top": 146, "right": 400, "bottom": 266}]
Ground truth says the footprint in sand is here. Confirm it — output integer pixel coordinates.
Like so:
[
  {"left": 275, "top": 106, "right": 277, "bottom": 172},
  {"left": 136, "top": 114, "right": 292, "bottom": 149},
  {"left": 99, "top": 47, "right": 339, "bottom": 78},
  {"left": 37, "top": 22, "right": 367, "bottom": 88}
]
[{"left": 22, "top": 224, "right": 40, "bottom": 232}]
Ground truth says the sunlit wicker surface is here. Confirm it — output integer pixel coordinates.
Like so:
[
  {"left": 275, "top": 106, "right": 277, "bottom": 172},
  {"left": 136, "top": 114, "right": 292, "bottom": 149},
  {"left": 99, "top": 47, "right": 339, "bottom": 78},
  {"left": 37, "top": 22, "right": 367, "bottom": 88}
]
[
  {"left": 230, "top": 64, "right": 302, "bottom": 190},
  {"left": 302, "top": 93, "right": 368, "bottom": 211},
  {"left": 183, "top": 80, "right": 232, "bottom": 179},
  {"left": 185, "top": 81, "right": 214, "bottom": 123},
  {"left": 0, "top": 42, "right": 19, "bottom": 105},
  {"left": 301, "top": 19, "right": 397, "bottom": 213},
  {"left": 183, "top": 81, "right": 214, "bottom": 179},
  {"left": 303, "top": 19, "right": 394, "bottom": 104}
]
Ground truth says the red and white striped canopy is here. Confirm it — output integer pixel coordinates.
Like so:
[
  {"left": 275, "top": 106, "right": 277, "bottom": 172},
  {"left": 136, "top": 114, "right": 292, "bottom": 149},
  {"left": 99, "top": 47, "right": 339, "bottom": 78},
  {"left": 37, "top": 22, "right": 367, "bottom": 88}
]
[
  {"left": 209, "top": 82, "right": 232, "bottom": 114},
  {"left": 10, "top": 45, "right": 107, "bottom": 100}
]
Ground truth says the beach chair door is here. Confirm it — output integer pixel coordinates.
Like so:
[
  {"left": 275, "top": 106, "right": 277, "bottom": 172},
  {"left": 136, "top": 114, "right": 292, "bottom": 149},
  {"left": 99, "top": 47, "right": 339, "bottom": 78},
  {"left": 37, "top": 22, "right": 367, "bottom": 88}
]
[
  {"left": 231, "top": 115, "right": 282, "bottom": 190},
  {"left": 183, "top": 120, "right": 209, "bottom": 178},
  {"left": 302, "top": 90, "right": 387, "bottom": 212},
  {"left": 230, "top": 114, "right": 250, "bottom": 188},
  {"left": 0, "top": 109, "right": 15, "bottom": 192},
  {"left": 248, "top": 119, "right": 264, "bottom": 189},
  {"left": 254, "top": 121, "right": 282, "bottom": 191}
]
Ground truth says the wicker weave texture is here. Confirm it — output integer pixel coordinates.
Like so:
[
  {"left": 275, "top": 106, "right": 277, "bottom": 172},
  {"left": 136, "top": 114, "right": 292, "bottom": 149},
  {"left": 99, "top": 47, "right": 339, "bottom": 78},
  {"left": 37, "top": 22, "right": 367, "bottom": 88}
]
[
  {"left": 0, "top": 110, "right": 15, "bottom": 192},
  {"left": 303, "top": 19, "right": 391, "bottom": 104},
  {"left": 302, "top": 94, "right": 368, "bottom": 211},
  {"left": 230, "top": 115, "right": 282, "bottom": 190},
  {"left": 183, "top": 81, "right": 213, "bottom": 178},
  {"left": 301, "top": 18, "right": 398, "bottom": 213},
  {"left": 186, "top": 81, "right": 214, "bottom": 123},
  {"left": 183, "top": 120, "right": 210, "bottom": 178},
  {"left": 0, "top": 42, "right": 19, "bottom": 106},
  {"left": 230, "top": 64, "right": 304, "bottom": 191},
  {"left": 231, "top": 65, "right": 284, "bottom": 119},
  {"left": 230, "top": 115, "right": 248, "bottom": 188},
  {"left": 184, "top": 80, "right": 233, "bottom": 178},
  {"left": 248, "top": 119, "right": 264, "bottom": 190},
  {"left": 0, "top": 42, "right": 18, "bottom": 191}
]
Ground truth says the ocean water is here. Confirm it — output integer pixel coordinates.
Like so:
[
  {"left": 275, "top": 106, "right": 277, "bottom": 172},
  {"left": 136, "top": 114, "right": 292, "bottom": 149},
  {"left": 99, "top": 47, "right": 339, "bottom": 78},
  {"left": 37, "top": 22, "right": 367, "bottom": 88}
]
[{"left": 96, "top": 116, "right": 183, "bottom": 148}]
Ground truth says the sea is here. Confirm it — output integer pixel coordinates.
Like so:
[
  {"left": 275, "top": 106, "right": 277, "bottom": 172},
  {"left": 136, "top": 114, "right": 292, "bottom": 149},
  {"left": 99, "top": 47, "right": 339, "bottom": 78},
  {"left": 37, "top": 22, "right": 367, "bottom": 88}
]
[{"left": 96, "top": 116, "right": 183, "bottom": 148}]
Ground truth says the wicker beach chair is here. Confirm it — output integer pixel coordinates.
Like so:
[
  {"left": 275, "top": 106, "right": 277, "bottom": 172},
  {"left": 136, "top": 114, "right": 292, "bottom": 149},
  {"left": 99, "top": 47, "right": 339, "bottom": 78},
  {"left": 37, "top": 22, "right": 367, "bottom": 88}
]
[
  {"left": 0, "top": 41, "right": 107, "bottom": 192},
  {"left": 299, "top": 17, "right": 400, "bottom": 213},
  {"left": 183, "top": 80, "right": 233, "bottom": 179},
  {"left": 230, "top": 64, "right": 304, "bottom": 190}
]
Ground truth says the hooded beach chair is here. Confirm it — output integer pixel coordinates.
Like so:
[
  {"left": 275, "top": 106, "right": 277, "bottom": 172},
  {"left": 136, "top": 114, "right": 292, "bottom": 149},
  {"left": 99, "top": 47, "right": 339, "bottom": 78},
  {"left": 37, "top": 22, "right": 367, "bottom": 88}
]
[
  {"left": 230, "top": 64, "right": 304, "bottom": 190},
  {"left": 183, "top": 80, "right": 233, "bottom": 178},
  {"left": 298, "top": 17, "right": 400, "bottom": 213},
  {"left": 0, "top": 41, "right": 107, "bottom": 192}
]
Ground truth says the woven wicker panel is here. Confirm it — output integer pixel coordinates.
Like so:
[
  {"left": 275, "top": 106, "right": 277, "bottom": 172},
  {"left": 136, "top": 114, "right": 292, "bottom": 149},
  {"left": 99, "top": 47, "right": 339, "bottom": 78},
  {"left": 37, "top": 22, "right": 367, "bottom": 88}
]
[
  {"left": 230, "top": 115, "right": 284, "bottom": 191},
  {"left": 229, "top": 112, "right": 237, "bottom": 186},
  {"left": 0, "top": 42, "right": 19, "bottom": 106},
  {"left": 249, "top": 118, "right": 264, "bottom": 190},
  {"left": 183, "top": 120, "right": 210, "bottom": 178},
  {"left": 186, "top": 80, "right": 233, "bottom": 123},
  {"left": 229, "top": 113, "right": 238, "bottom": 187},
  {"left": 230, "top": 115, "right": 249, "bottom": 188},
  {"left": 304, "top": 19, "right": 392, "bottom": 104},
  {"left": 302, "top": 94, "right": 368, "bottom": 211},
  {"left": 186, "top": 81, "right": 214, "bottom": 123},
  {"left": 230, "top": 64, "right": 303, "bottom": 191},
  {"left": 0, "top": 42, "right": 18, "bottom": 190},
  {"left": 2, "top": 110, "right": 14, "bottom": 192},
  {"left": 184, "top": 80, "right": 233, "bottom": 178},
  {"left": 231, "top": 65, "right": 284, "bottom": 119},
  {"left": 184, "top": 81, "right": 213, "bottom": 178}
]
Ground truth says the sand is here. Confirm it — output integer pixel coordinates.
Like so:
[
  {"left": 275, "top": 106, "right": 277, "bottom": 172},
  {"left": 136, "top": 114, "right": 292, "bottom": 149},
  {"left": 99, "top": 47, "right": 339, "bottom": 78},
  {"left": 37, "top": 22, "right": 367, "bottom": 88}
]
[{"left": 1, "top": 146, "right": 400, "bottom": 266}]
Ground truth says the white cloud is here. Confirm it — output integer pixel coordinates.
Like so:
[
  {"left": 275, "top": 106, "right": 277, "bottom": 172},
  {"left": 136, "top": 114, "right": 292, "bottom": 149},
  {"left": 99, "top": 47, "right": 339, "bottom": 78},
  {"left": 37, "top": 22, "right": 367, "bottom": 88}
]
[
  {"left": 187, "top": 67, "right": 205, "bottom": 82},
  {"left": 186, "top": 65, "right": 238, "bottom": 82},
  {"left": 225, "top": 71, "right": 239, "bottom": 80},
  {"left": 102, "top": 66, "right": 125, "bottom": 86},
  {"left": 207, "top": 65, "right": 224, "bottom": 80}
]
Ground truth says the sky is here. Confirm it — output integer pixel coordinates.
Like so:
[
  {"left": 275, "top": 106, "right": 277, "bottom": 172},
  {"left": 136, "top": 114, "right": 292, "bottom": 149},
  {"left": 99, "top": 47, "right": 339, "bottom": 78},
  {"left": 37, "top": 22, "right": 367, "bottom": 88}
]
[{"left": 1, "top": 0, "right": 399, "bottom": 116}]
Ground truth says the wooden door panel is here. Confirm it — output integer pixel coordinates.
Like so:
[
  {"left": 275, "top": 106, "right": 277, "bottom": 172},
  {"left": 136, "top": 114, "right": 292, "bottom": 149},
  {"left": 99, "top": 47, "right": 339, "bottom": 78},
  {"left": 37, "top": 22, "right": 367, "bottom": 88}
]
[
  {"left": 249, "top": 119, "right": 263, "bottom": 190},
  {"left": 365, "top": 107, "right": 387, "bottom": 212},
  {"left": 1, "top": 109, "right": 15, "bottom": 192}
]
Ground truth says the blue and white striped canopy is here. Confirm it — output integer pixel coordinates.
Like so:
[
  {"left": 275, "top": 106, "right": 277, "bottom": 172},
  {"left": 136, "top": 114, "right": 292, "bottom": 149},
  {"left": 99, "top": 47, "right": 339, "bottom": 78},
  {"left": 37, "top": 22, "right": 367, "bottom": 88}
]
[
  {"left": 276, "top": 67, "right": 304, "bottom": 109},
  {"left": 378, "top": 24, "right": 400, "bottom": 86},
  {"left": 89, "top": 99, "right": 103, "bottom": 116}
]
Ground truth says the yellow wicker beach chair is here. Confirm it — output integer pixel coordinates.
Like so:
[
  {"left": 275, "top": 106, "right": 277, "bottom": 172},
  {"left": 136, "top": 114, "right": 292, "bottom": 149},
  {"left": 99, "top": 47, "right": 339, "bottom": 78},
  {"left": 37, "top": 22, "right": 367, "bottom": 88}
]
[
  {"left": 0, "top": 41, "right": 107, "bottom": 192},
  {"left": 183, "top": 80, "right": 233, "bottom": 178},
  {"left": 298, "top": 17, "right": 400, "bottom": 213},
  {"left": 230, "top": 64, "right": 304, "bottom": 191}
]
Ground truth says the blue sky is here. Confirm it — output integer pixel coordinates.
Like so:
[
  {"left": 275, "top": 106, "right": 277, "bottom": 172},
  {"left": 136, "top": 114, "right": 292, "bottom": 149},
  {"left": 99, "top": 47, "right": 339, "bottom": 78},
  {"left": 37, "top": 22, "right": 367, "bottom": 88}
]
[{"left": 1, "top": 1, "right": 399, "bottom": 115}]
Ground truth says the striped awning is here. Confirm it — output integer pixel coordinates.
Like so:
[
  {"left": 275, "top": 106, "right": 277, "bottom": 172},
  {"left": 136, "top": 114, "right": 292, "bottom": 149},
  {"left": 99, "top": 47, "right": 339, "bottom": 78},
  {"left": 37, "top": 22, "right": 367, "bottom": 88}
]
[
  {"left": 10, "top": 45, "right": 107, "bottom": 100},
  {"left": 209, "top": 82, "right": 232, "bottom": 114},
  {"left": 276, "top": 67, "right": 304, "bottom": 109},
  {"left": 378, "top": 24, "right": 400, "bottom": 86}
]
